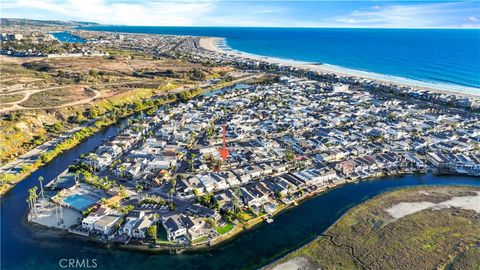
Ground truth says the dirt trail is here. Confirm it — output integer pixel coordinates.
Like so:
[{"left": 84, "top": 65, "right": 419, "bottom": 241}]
[{"left": 0, "top": 80, "right": 146, "bottom": 113}]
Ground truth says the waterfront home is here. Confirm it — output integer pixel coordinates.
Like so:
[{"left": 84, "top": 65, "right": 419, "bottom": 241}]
[
  {"left": 82, "top": 206, "right": 112, "bottom": 230},
  {"left": 120, "top": 210, "right": 145, "bottom": 236},
  {"left": 82, "top": 206, "right": 122, "bottom": 235},
  {"left": 82, "top": 153, "right": 112, "bottom": 171},
  {"left": 241, "top": 183, "right": 271, "bottom": 207},
  {"left": 94, "top": 214, "right": 122, "bottom": 235},
  {"left": 292, "top": 168, "right": 335, "bottom": 187},
  {"left": 186, "top": 217, "right": 209, "bottom": 243},
  {"left": 132, "top": 213, "right": 156, "bottom": 239},
  {"left": 161, "top": 214, "right": 188, "bottom": 242}
]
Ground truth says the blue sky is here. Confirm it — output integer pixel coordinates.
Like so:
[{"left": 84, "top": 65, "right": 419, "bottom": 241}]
[{"left": 1, "top": 1, "right": 479, "bottom": 28}]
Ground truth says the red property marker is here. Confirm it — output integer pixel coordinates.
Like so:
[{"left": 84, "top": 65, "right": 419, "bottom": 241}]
[{"left": 218, "top": 125, "right": 229, "bottom": 162}]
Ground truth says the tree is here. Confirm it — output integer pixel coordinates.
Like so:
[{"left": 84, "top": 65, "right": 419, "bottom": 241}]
[
  {"left": 171, "top": 178, "right": 177, "bottom": 192},
  {"left": 136, "top": 184, "right": 143, "bottom": 194},
  {"left": 89, "top": 69, "right": 98, "bottom": 77},
  {"left": 206, "top": 217, "right": 216, "bottom": 228},
  {"left": 188, "top": 153, "right": 197, "bottom": 172},
  {"left": 119, "top": 185, "right": 127, "bottom": 198},
  {"left": 27, "top": 187, "right": 39, "bottom": 217},
  {"left": 285, "top": 144, "right": 295, "bottom": 162},
  {"left": 120, "top": 205, "right": 134, "bottom": 215},
  {"left": 146, "top": 225, "right": 157, "bottom": 240},
  {"left": 86, "top": 108, "right": 98, "bottom": 119}
]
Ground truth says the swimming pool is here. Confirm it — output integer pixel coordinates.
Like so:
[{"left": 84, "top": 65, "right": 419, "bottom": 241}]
[{"left": 63, "top": 194, "right": 98, "bottom": 211}]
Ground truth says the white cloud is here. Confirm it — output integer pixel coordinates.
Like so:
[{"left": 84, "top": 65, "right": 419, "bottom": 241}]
[
  {"left": 333, "top": 2, "right": 480, "bottom": 28},
  {"left": 1, "top": 0, "right": 217, "bottom": 26}
]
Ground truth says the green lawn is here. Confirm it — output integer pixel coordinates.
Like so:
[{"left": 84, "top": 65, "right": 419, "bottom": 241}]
[
  {"left": 192, "top": 235, "right": 209, "bottom": 244},
  {"left": 156, "top": 224, "right": 170, "bottom": 242},
  {"left": 215, "top": 223, "right": 234, "bottom": 235}
]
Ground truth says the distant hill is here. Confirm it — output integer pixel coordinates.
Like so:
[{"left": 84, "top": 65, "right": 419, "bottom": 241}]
[{"left": 0, "top": 18, "right": 99, "bottom": 27}]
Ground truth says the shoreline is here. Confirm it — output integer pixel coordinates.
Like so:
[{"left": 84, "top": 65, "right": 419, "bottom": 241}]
[
  {"left": 199, "top": 37, "right": 480, "bottom": 98},
  {"left": 26, "top": 171, "right": 477, "bottom": 254},
  {"left": 27, "top": 171, "right": 446, "bottom": 253}
]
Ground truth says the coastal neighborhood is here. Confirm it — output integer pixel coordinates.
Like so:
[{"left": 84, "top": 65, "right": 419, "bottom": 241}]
[
  {"left": 1, "top": 5, "right": 480, "bottom": 270},
  {"left": 1, "top": 19, "right": 479, "bottom": 257},
  {"left": 24, "top": 67, "right": 480, "bottom": 249}
]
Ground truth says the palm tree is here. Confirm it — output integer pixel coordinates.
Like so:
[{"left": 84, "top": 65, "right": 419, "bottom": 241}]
[
  {"left": 119, "top": 185, "right": 127, "bottom": 198},
  {"left": 27, "top": 187, "right": 38, "bottom": 217},
  {"left": 38, "top": 176, "right": 45, "bottom": 201},
  {"left": 74, "top": 171, "right": 80, "bottom": 185},
  {"left": 26, "top": 199, "right": 31, "bottom": 219},
  {"left": 188, "top": 153, "right": 197, "bottom": 172},
  {"left": 233, "top": 187, "right": 242, "bottom": 214}
]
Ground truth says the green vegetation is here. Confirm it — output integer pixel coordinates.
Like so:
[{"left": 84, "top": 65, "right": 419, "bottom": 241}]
[
  {"left": 40, "top": 127, "right": 94, "bottom": 163},
  {"left": 447, "top": 246, "right": 480, "bottom": 270},
  {"left": 119, "top": 205, "right": 134, "bottom": 215},
  {"left": 191, "top": 235, "right": 209, "bottom": 245},
  {"left": 215, "top": 223, "right": 234, "bottom": 235},
  {"left": 197, "top": 193, "right": 220, "bottom": 210},
  {"left": 139, "top": 196, "right": 166, "bottom": 206},
  {"left": 84, "top": 175, "right": 115, "bottom": 191},
  {"left": 146, "top": 225, "right": 157, "bottom": 240},
  {"left": 176, "top": 87, "right": 202, "bottom": 102},
  {"left": 237, "top": 211, "right": 253, "bottom": 222},
  {"left": 271, "top": 186, "right": 480, "bottom": 270},
  {"left": 155, "top": 225, "right": 175, "bottom": 244}
]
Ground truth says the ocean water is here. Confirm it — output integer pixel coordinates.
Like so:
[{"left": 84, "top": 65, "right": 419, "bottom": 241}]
[{"left": 81, "top": 26, "right": 480, "bottom": 93}]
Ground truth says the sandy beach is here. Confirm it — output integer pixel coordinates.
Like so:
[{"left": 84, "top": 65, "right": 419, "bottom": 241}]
[{"left": 199, "top": 37, "right": 480, "bottom": 98}]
